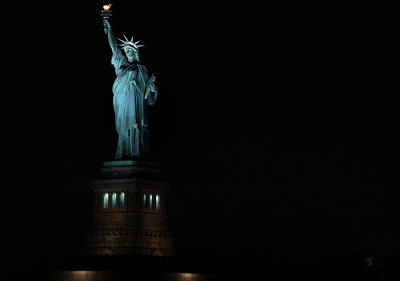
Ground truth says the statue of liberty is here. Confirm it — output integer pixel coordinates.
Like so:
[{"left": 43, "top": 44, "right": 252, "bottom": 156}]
[{"left": 103, "top": 19, "right": 158, "bottom": 159}]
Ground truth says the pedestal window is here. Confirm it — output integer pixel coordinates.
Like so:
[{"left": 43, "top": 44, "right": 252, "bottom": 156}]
[
  {"left": 156, "top": 194, "right": 160, "bottom": 210},
  {"left": 143, "top": 194, "right": 147, "bottom": 208},
  {"left": 111, "top": 193, "right": 117, "bottom": 208},
  {"left": 119, "top": 192, "right": 125, "bottom": 208},
  {"left": 103, "top": 193, "right": 109, "bottom": 208},
  {"left": 149, "top": 194, "right": 153, "bottom": 209}
]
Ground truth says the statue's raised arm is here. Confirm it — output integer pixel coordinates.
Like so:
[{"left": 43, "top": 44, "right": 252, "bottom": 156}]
[{"left": 103, "top": 19, "right": 118, "bottom": 54}]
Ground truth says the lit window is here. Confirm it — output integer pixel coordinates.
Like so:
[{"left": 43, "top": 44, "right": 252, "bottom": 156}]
[
  {"left": 111, "top": 193, "right": 117, "bottom": 208},
  {"left": 143, "top": 194, "right": 147, "bottom": 208},
  {"left": 156, "top": 194, "right": 160, "bottom": 210},
  {"left": 103, "top": 193, "right": 109, "bottom": 208},
  {"left": 149, "top": 194, "right": 153, "bottom": 209},
  {"left": 119, "top": 192, "right": 125, "bottom": 208}
]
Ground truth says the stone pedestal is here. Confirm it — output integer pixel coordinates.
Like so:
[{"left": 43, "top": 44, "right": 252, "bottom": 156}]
[{"left": 86, "top": 161, "right": 175, "bottom": 256}]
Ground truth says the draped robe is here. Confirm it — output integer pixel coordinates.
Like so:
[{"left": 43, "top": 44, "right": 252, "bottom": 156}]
[{"left": 111, "top": 48, "right": 157, "bottom": 159}]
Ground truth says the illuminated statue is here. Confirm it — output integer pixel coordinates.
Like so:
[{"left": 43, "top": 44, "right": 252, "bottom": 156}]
[{"left": 103, "top": 19, "right": 158, "bottom": 159}]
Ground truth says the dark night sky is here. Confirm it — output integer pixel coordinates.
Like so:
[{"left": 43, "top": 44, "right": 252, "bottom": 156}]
[{"left": 1, "top": 1, "right": 398, "bottom": 270}]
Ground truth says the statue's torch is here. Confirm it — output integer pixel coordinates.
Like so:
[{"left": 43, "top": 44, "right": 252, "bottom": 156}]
[{"left": 101, "top": 4, "right": 113, "bottom": 34}]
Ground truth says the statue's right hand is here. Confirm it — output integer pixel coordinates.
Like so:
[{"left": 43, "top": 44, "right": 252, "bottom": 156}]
[{"left": 103, "top": 19, "right": 111, "bottom": 32}]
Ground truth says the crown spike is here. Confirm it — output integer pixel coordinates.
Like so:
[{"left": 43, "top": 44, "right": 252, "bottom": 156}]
[{"left": 123, "top": 34, "right": 128, "bottom": 41}]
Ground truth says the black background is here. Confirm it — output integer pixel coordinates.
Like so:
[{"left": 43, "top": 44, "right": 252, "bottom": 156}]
[{"left": 1, "top": 1, "right": 398, "bottom": 273}]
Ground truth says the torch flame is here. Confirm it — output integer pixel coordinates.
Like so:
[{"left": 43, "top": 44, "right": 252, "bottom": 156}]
[{"left": 103, "top": 4, "right": 111, "bottom": 11}]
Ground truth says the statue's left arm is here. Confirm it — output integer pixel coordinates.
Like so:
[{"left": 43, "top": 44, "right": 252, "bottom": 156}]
[{"left": 144, "top": 74, "right": 158, "bottom": 106}]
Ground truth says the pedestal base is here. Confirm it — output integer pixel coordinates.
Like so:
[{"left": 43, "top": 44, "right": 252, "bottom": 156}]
[{"left": 86, "top": 161, "right": 175, "bottom": 256}]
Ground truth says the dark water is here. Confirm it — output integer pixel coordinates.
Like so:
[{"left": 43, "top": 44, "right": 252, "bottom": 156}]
[{"left": 42, "top": 271, "right": 218, "bottom": 281}]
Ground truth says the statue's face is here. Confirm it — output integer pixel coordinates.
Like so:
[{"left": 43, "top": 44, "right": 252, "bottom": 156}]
[{"left": 124, "top": 47, "right": 137, "bottom": 59}]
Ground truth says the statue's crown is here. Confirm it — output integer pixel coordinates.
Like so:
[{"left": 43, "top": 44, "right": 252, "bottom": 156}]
[{"left": 118, "top": 34, "right": 144, "bottom": 51}]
